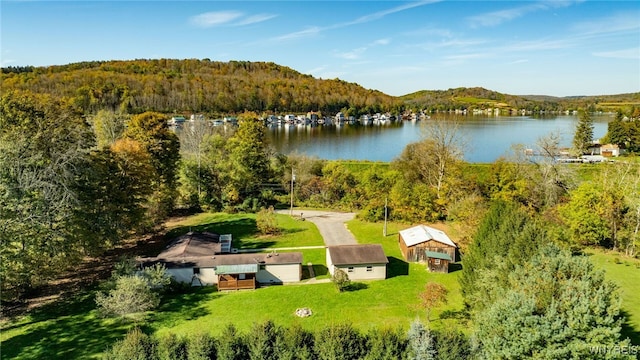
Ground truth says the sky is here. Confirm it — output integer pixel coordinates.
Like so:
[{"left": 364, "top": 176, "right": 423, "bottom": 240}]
[{"left": 1, "top": 0, "right": 639, "bottom": 97}]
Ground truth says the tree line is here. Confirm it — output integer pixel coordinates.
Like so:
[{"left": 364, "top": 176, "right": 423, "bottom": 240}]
[{"left": 104, "top": 320, "right": 471, "bottom": 360}]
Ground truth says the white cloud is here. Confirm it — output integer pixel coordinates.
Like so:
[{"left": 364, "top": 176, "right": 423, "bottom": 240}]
[
  {"left": 236, "top": 14, "right": 278, "bottom": 26},
  {"left": 274, "top": 0, "right": 439, "bottom": 42},
  {"left": 305, "top": 66, "right": 327, "bottom": 75},
  {"left": 190, "top": 11, "right": 242, "bottom": 28},
  {"left": 273, "top": 27, "right": 322, "bottom": 41},
  {"left": 468, "top": 1, "right": 578, "bottom": 28},
  {"left": 593, "top": 48, "right": 640, "bottom": 60},
  {"left": 190, "top": 11, "right": 277, "bottom": 28},
  {"left": 374, "top": 38, "right": 391, "bottom": 46},
  {"left": 572, "top": 12, "right": 640, "bottom": 36}
]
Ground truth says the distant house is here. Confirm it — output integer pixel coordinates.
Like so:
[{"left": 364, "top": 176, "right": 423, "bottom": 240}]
[
  {"left": 138, "top": 232, "right": 302, "bottom": 289},
  {"left": 326, "top": 244, "right": 388, "bottom": 281},
  {"left": 601, "top": 144, "right": 621, "bottom": 157},
  {"left": 398, "top": 225, "right": 457, "bottom": 267}
]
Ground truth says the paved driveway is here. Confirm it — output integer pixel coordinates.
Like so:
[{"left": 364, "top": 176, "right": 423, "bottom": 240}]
[{"left": 277, "top": 209, "right": 357, "bottom": 246}]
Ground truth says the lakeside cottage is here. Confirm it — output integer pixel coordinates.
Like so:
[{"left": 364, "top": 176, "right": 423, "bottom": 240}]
[
  {"left": 326, "top": 244, "right": 388, "bottom": 281},
  {"left": 138, "top": 232, "right": 302, "bottom": 289},
  {"left": 398, "top": 225, "right": 457, "bottom": 273}
]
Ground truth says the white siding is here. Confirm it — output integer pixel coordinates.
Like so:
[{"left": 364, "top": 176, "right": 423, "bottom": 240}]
[
  {"left": 257, "top": 264, "right": 301, "bottom": 284},
  {"left": 335, "top": 264, "right": 386, "bottom": 281},
  {"left": 198, "top": 268, "right": 217, "bottom": 285},
  {"left": 326, "top": 248, "right": 335, "bottom": 276}
]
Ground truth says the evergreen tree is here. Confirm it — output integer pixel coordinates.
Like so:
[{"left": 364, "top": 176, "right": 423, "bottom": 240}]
[
  {"left": 573, "top": 109, "right": 594, "bottom": 156},
  {"left": 407, "top": 320, "right": 436, "bottom": 360},
  {"left": 459, "top": 201, "right": 546, "bottom": 310},
  {"left": 474, "top": 244, "right": 632, "bottom": 359}
]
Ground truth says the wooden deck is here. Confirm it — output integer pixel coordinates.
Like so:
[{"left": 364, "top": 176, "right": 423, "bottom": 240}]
[{"left": 218, "top": 275, "right": 256, "bottom": 290}]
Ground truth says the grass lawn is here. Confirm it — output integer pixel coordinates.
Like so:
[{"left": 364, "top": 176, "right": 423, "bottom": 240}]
[
  {"left": 585, "top": 248, "right": 640, "bottom": 345},
  {"left": 165, "top": 212, "right": 324, "bottom": 249},
  {"left": 0, "top": 212, "right": 467, "bottom": 359}
]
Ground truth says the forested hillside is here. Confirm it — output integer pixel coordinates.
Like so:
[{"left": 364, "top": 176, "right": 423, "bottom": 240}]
[
  {"left": 0, "top": 59, "right": 399, "bottom": 115},
  {"left": 3, "top": 59, "right": 638, "bottom": 117}
]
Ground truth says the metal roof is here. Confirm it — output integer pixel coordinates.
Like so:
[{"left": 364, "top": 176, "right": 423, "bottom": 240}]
[
  {"left": 399, "top": 225, "right": 457, "bottom": 248},
  {"left": 214, "top": 264, "right": 259, "bottom": 274},
  {"left": 425, "top": 251, "right": 452, "bottom": 261}
]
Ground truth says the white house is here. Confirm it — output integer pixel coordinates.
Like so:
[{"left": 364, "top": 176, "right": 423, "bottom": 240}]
[
  {"left": 326, "top": 244, "right": 388, "bottom": 281},
  {"left": 138, "top": 232, "right": 302, "bottom": 289}
]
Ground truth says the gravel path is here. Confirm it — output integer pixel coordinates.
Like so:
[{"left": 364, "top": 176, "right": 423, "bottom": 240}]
[{"left": 277, "top": 209, "right": 357, "bottom": 246}]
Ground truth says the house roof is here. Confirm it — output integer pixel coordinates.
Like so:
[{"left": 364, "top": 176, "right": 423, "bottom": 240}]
[
  {"left": 157, "top": 231, "right": 232, "bottom": 258},
  {"left": 425, "top": 251, "right": 452, "bottom": 261},
  {"left": 158, "top": 231, "right": 222, "bottom": 258},
  {"left": 399, "top": 225, "right": 457, "bottom": 248},
  {"left": 327, "top": 244, "right": 388, "bottom": 266},
  {"left": 139, "top": 251, "right": 302, "bottom": 269}
]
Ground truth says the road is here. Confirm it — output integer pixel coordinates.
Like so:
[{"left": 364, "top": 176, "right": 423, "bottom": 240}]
[{"left": 277, "top": 209, "right": 357, "bottom": 246}]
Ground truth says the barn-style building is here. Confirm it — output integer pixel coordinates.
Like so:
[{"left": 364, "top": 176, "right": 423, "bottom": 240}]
[{"left": 398, "top": 225, "right": 457, "bottom": 272}]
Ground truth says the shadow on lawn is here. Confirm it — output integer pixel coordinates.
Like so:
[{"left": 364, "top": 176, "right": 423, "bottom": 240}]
[
  {"left": 620, "top": 309, "right": 640, "bottom": 346},
  {"left": 1, "top": 290, "right": 132, "bottom": 359},
  {"left": 146, "top": 287, "right": 217, "bottom": 331},
  {"left": 166, "top": 217, "right": 258, "bottom": 241},
  {"left": 344, "top": 282, "right": 368, "bottom": 291},
  {"left": 387, "top": 256, "right": 409, "bottom": 278}
]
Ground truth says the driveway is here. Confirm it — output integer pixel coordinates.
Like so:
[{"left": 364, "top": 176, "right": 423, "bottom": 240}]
[{"left": 277, "top": 209, "right": 357, "bottom": 246}]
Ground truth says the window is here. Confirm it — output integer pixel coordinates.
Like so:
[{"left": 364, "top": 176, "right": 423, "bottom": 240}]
[
  {"left": 434, "top": 259, "right": 441, "bottom": 265},
  {"left": 193, "top": 267, "right": 200, "bottom": 274},
  {"left": 366, "top": 266, "right": 373, "bottom": 272},
  {"left": 347, "top": 267, "right": 354, "bottom": 273},
  {"left": 239, "top": 273, "right": 246, "bottom": 280}
]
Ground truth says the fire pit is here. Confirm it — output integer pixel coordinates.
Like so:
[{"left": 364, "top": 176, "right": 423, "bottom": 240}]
[{"left": 295, "top": 307, "right": 312, "bottom": 318}]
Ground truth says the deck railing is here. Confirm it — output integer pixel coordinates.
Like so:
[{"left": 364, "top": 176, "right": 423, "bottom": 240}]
[{"left": 218, "top": 278, "right": 256, "bottom": 290}]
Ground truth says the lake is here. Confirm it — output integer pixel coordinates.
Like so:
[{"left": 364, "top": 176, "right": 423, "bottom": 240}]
[{"left": 265, "top": 114, "right": 613, "bottom": 163}]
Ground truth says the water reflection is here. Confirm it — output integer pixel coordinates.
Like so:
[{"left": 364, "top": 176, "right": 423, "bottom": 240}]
[{"left": 265, "top": 115, "right": 613, "bottom": 163}]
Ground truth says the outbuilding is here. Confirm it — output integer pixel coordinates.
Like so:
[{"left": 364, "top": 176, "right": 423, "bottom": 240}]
[
  {"left": 326, "top": 244, "right": 388, "bottom": 281},
  {"left": 398, "top": 225, "right": 457, "bottom": 266}
]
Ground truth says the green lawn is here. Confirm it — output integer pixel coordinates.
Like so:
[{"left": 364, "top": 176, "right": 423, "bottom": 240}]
[
  {"left": 165, "top": 212, "right": 324, "bottom": 249},
  {"left": 9, "top": 211, "right": 638, "bottom": 359},
  {"left": 0, "top": 212, "right": 467, "bottom": 359},
  {"left": 585, "top": 248, "right": 640, "bottom": 345}
]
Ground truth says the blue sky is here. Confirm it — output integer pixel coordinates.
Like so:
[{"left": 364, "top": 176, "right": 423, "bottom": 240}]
[{"left": 1, "top": 1, "right": 639, "bottom": 97}]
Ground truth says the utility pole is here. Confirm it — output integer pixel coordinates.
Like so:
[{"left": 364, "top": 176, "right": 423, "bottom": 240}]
[
  {"left": 383, "top": 197, "right": 388, "bottom": 236},
  {"left": 290, "top": 168, "right": 295, "bottom": 216}
]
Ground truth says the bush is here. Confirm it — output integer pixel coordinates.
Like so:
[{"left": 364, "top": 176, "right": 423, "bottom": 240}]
[
  {"left": 187, "top": 332, "right": 216, "bottom": 360},
  {"left": 216, "top": 324, "right": 247, "bottom": 360},
  {"left": 103, "top": 328, "right": 156, "bottom": 360},
  {"left": 95, "top": 275, "right": 159, "bottom": 318},
  {"left": 315, "top": 323, "right": 365, "bottom": 360},
  {"left": 331, "top": 268, "right": 351, "bottom": 292},
  {"left": 156, "top": 333, "right": 187, "bottom": 360},
  {"left": 256, "top": 206, "right": 279, "bottom": 235}
]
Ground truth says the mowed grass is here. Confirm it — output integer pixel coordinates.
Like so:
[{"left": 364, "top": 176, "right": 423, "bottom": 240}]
[
  {"left": 585, "top": 248, "right": 640, "bottom": 345},
  {"left": 0, "top": 211, "right": 467, "bottom": 359},
  {"left": 165, "top": 212, "right": 324, "bottom": 249}
]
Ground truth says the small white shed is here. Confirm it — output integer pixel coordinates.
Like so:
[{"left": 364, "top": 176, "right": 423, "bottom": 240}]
[{"left": 326, "top": 244, "right": 388, "bottom": 281}]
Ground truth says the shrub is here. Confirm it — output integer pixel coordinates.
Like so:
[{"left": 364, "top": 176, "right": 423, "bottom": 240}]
[
  {"left": 216, "top": 324, "right": 248, "bottom": 360},
  {"left": 331, "top": 268, "right": 351, "bottom": 292},
  {"left": 156, "top": 333, "right": 187, "bottom": 360},
  {"left": 103, "top": 328, "right": 156, "bottom": 360},
  {"left": 256, "top": 206, "right": 279, "bottom": 235},
  {"left": 315, "top": 323, "right": 365, "bottom": 360},
  {"left": 95, "top": 275, "right": 159, "bottom": 318},
  {"left": 187, "top": 332, "right": 216, "bottom": 360}
]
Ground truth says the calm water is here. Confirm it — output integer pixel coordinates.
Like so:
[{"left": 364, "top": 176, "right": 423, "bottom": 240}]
[{"left": 265, "top": 114, "right": 613, "bottom": 163}]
